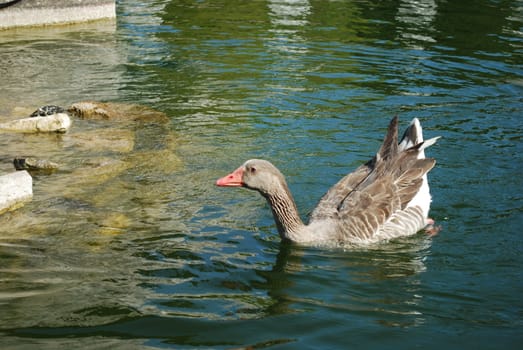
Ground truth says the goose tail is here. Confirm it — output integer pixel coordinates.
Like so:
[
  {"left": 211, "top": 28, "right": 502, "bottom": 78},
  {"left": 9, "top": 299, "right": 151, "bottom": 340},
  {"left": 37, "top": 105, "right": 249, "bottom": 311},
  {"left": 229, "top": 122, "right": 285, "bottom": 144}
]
[
  {"left": 399, "top": 118, "right": 441, "bottom": 219},
  {"left": 399, "top": 118, "right": 423, "bottom": 152}
]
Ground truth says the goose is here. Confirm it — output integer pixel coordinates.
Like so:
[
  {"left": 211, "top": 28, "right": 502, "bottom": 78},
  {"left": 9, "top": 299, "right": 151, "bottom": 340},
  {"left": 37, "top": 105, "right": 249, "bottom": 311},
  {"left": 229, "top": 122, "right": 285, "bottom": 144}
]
[{"left": 216, "top": 117, "right": 440, "bottom": 246}]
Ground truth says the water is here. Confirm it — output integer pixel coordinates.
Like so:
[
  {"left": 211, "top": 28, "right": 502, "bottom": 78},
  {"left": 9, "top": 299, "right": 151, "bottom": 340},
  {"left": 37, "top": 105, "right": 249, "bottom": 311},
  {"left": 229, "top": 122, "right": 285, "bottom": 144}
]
[{"left": 1, "top": 0, "right": 522, "bottom": 348}]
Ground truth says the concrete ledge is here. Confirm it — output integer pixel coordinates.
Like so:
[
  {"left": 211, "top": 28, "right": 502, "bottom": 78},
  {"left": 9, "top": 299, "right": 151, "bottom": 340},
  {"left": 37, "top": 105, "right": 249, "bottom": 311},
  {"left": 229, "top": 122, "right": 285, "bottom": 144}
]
[{"left": 0, "top": 0, "right": 115, "bottom": 29}]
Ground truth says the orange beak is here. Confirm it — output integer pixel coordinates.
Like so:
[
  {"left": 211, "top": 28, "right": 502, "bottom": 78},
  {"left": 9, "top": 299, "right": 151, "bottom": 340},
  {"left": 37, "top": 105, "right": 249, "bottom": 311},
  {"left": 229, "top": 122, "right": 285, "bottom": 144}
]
[{"left": 216, "top": 166, "right": 244, "bottom": 187}]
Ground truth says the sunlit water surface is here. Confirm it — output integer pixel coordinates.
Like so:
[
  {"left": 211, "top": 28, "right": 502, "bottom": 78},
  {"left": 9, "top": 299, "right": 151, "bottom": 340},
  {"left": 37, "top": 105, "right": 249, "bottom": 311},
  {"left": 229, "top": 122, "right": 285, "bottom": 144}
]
[{"left": 0, "top": 0, "right": 522, "bottom": 348}]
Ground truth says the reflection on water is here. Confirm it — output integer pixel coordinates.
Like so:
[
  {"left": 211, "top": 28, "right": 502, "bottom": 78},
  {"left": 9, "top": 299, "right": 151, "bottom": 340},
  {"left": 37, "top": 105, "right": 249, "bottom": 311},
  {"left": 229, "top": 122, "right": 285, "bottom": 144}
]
[
  {"left": 261, "top": 236, "right": 433, "bottom": 328},
  {"left": 269, "top": 0, "right": 311, "bottom": 30},
  {"left": 396, "top": 0, "right": 438, "bottom": 47},
  {"left": 1, "top": 0, "right": 522, "bottom": 348},
  {"left": 0, "top": 21, "right": 123, "bottom": 111}
]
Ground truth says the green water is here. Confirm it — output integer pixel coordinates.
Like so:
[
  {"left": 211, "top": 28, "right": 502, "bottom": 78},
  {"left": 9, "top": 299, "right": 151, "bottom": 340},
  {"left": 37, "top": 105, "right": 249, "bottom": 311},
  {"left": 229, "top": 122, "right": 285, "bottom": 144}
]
[{"left": 1, "top": 0, "right": 522, "bottom": 348}]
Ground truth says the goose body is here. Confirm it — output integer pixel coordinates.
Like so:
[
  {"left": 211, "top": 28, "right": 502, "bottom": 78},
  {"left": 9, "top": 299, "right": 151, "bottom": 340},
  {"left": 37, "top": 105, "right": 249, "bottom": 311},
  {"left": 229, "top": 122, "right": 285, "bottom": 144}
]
[{"left": 216, "top": 117, "right": 440, "bottom": 246}]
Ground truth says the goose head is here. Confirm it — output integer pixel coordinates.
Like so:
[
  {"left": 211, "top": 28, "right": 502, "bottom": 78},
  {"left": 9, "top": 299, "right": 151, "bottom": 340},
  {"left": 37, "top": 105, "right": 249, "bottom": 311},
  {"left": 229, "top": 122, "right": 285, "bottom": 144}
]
[{"left": 216, "top": 159, "right": 287, "bottom": 196}]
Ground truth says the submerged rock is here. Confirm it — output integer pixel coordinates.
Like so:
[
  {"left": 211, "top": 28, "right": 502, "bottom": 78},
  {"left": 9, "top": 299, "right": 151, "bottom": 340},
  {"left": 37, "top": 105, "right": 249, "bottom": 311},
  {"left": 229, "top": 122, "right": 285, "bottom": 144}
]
[
  {"left": 126, "top": 149, "right": 182, "bottom": 174},
  {"left": 13, "top": 157, "right": 60, "bottom": 173},
  {"left": 0, "top": 113, "right": 71, "bottom": 133},
  {"left": 0, "top": 101, "right": 182, "bottom": 228},
  {"left": 70, "top": 158, "right": 131, "bottom": 187},
  {"left": 96, "top": 212, "right": 131, "bottom": 235},
  {"left": 0, "top": 171, "right": 32, "bottom": 215},
  {"left": 65, "top": 128, "right": 135, "bottom": 153},
  {"left": 60, "top": 158, "right": 131, "bottom": 205},
  {"left": 68, "top": 101, "right": 169, "bottom": 123}
]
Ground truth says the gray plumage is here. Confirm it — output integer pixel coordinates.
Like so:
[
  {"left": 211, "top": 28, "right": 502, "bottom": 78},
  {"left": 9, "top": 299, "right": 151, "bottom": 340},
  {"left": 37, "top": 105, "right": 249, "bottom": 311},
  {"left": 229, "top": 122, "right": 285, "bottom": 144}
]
[{"left": 216, "top": 117, "right": 440, "bottom": 246}]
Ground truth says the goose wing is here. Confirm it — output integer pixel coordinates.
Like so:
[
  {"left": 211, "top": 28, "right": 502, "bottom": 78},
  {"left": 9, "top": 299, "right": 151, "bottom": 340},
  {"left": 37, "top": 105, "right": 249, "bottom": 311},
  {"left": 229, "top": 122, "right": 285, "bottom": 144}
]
[
  {"left": 310, "top": 116, "right": 400, "bottom": 222},
  {"left": 311, "top": 116, "right": 438, "bottom": 241},
  {"left": 336, "top": 152, "right": 436, "bottom": 241}
]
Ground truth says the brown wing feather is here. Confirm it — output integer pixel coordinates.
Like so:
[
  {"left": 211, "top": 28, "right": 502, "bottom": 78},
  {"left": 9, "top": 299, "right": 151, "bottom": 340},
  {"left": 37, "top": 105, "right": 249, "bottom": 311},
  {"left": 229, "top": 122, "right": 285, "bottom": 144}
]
[
  {"left": 335, "top": 152, "right": 435, "bottom": 239},
  {"left": 336, "top": 177, "right": 400, "bottom": 240},
  {"left": 394, "top": 158, "right": 435, "bottom": 208},
  {"left": 310, "top": 116, "right": 400, "bottom": 221},
  {"left": 377, "top": 116, "right": 399, "bottom": 161},
  {"left": 337, "top": 145, "right": 436, "bottom": 240},
  {"left": 310, "top": 117, "right": 437, "bottom": 240},
  {"left": 309, "top": 161, "right": 372, "bottom": 221}
]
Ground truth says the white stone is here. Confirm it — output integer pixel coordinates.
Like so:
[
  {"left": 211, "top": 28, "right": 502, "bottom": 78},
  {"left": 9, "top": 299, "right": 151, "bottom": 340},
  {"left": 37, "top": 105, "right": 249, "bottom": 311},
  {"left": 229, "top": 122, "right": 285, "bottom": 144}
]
[
  {"left": 0, "top": 171, "right": 33, "bottom": 215},
  {"left": 0, "top": 113, "right": 71, "bottom": 133}
]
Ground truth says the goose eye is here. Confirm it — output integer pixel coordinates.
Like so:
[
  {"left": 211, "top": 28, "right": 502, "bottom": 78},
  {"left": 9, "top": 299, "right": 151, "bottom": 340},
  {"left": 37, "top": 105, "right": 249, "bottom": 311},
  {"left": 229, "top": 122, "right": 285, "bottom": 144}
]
[{"left": 249, "top": 166, "right": 256, "bottom": 174}]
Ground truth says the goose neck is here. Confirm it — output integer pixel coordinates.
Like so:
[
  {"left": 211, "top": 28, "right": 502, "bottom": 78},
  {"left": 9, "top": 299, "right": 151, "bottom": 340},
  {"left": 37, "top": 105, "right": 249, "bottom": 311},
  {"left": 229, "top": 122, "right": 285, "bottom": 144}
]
[{"left": 264, "top": 187, "right": 305, "bottom": 240}]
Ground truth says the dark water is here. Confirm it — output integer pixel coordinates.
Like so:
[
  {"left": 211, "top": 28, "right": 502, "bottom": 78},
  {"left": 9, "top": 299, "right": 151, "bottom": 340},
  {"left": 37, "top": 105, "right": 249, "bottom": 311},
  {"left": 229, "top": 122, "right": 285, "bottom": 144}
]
[{"left": 1, "top": 0, "right": 522, "bottom": 348}]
